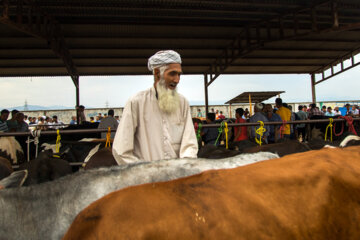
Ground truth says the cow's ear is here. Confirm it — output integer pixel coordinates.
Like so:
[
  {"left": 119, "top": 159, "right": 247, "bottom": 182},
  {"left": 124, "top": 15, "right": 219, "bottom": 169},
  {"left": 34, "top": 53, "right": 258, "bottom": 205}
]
[{"left": 0, "top": 170, "right": 28, "bottom": 189}]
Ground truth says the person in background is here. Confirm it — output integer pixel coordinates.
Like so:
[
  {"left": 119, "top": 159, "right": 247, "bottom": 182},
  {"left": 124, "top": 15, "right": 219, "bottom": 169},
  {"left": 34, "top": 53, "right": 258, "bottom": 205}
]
[
  {"left": 264, "top": 104, "right": 281, "bottom": 143},
  {"left": 115, "top": 116, "right": 120, "bottom": 123},
  {"left": 0, "top": 109, "right": 10, "bottom": 132},
  {"left": 30, "top": 117, "right": 36, "bottom": 125},
  {"left": 197, "top": 109, "right": 203, "bottom": 118},
  {"left": 51, "top": 115, "right": 64, "bottom": 129},
  {"left": 24, "top": 115, "right": 29, "bottom": 124},
  {"left": 233, "top": 108, "right": 248, "bottom": 142},
  {"left": 244, "top": 108, "right": 250, "bottom": 119},
  {"left": 16, "top": 112, "right": 29, "bottom": 132},
  {"left": 345, "top": 104, "right": 352, "bottom": 116},
  {"left": 45, "top": 116, "right": 52, "bottom": 125},
  {"left": 98, "top": 113, "right": 103, "bottom": 122},
  {"left": 303, "top": 105, "right": 308, "bottom": 113},
  {"left": 321, "top": 105, "right": 327, "bottom": 114},
  {"left": 69, "top": 116, "right": 77, "bottom": 125},
  {"left": 325, "top": 107, "right": 334, "bottom": 117},
  {"left": 218, "top": 111, "right": 225, "bottom": 120},
  {"left": 275, "top": 98, "right": 291, "bottom": 139},
  {"left": 296, "top": 105, "right": 308, "bottom": 142},
  {"left": 98, "top": 109, "right": 119, "bottom": 139},
  {"left": 90, "top": 116, "right": 95, "bottom": 123},
  {"left": 6, "top": 109, "right": 19, "bottom": 132},
  {"left": 308, "top": 103, "right": 324, "bottom": 118},
  {"left": 202, "top": 113, "right": 219, "bottom": 146},
  {"left": 37, "top": 117, "right": 47, "bottom": 130},
  {"left": 287, "top": 105, "right": 298, "bottom": 140},
  {"left": 76, "top": 105, "right": 86, "bottom": 124},
  {"left": 249, "top": 103, "right": 270, "bottom": 143},
  {"left": 333, "top": 106, "right": 342, "bottom": 116},
  {"left": 352, "top": 105, "right": 359, "bottom": 116},
  {"left": 215, "top": 110, "right": 220, "bottom": 119}
]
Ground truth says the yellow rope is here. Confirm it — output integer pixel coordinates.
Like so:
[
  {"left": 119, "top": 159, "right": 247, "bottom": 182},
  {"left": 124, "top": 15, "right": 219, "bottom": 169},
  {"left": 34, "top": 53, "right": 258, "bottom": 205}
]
[
  {"left": 325, "top": 118, "right": 333, "bottom": 142},
  {"left": 105, "top": 127, "right": 112, "bottom": 148},
  {"left": 55, "top": 129, "right": 61, "bottom": 155},
  {"left": 224, "top": 122, "right": 229, "bottom": 149},
  {"left": 255, "top": 121, "right": 266, "bottom": 146}
]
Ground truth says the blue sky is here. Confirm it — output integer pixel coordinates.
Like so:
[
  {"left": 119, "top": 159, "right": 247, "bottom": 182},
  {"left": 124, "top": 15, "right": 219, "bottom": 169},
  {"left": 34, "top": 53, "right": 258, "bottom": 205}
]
[{"left": 1, "top": 63, "right": 359, "bottom": 109}]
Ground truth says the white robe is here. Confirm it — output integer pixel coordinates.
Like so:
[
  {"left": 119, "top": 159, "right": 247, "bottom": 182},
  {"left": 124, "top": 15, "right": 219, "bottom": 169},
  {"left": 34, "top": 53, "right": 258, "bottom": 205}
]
[{"left": 112, "top": 86, "right": 198, "bottom": 164}]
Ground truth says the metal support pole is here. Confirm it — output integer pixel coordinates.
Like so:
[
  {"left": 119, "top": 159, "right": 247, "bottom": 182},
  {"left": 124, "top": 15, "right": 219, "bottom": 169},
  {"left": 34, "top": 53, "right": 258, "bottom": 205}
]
[
  {"left": 311, "top": 74, "right": 316, "bottom": 103},
  {"left": 204, "top": 74, "right": 209, "bottom": 117},
  {"left": 75, "top": 78, "right": 80, "bottom": 124}
]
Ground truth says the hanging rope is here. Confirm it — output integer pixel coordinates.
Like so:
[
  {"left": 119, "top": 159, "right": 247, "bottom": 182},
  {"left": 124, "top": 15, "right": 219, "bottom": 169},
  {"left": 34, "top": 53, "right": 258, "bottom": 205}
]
[
  {"left": 279, "top": 120, "right": 287, "bottom": 138},
  {"left": 333, "top": 118, "right": 344, "bottom": 137},
  {"left": 26, "top": 129, "right": 41, "bottom": 162},
  {"left": 343, "top": 116, "right": 358, "bottom": 136},
  {"left": 214, "top": 122, "right": 225, "bottom": 146},
  {"left": 53, "top": 129, "right": 61, "bottom": 158},
  {"left": 224, "top": 122, "right": 229, "bottom": 149},
  {"left": 255, "top": 121, "right": 266, "bottom": 146},
  {"left": 324, "top": 118, "right": 333, "bottom": 142},
  {"left": 194, "top": 123, "right": 202, "bottom": 142},
  {"left": 334, "top": 116, "right": 358, "bottom": 136},
  {"left": 105, "top": 127, "right": 112, "bottom": 148}
]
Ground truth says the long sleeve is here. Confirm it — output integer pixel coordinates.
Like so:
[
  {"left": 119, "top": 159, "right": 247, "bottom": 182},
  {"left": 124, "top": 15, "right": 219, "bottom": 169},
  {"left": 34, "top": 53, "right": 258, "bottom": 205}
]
[
  {"left": 112, "top": 99, "right": 140, "bottom": 165},
  {"left": 179, "top": 102, "right": 198, "bottom": 158}
]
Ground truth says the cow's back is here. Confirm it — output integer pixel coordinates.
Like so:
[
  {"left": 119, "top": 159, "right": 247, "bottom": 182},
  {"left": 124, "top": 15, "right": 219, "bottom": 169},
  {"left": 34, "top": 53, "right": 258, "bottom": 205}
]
[{"left": 63, "top": 146, "right": 360, "bottom": 240}]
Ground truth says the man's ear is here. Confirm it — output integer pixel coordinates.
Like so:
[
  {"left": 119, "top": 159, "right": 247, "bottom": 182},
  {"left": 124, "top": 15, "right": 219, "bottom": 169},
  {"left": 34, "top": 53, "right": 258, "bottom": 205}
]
[{"left": 154, "top": 68, "right": 160, "bottom": 82}]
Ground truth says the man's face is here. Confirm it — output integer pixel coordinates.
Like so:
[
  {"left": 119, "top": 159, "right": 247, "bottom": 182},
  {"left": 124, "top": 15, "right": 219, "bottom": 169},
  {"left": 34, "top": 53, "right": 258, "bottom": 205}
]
[
  {"left": 0, "top": 113, "right": 9, "bottom": 121},
  {"left": 157, "top": 63, "right": 182, "bottom": 90},
  {"left": 265, "top": 105, "right": 273, "bottom": 113}
]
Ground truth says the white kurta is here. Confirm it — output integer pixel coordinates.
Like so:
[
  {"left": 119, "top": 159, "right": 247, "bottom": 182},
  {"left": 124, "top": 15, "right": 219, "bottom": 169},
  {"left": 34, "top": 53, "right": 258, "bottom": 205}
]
[{"left": 112, "top": 86, "right": 198, "bottom": 164}]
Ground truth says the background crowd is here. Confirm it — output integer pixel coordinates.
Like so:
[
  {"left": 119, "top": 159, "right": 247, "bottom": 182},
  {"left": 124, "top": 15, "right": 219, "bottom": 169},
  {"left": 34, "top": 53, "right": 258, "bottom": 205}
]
[{"left": 200, "top": 99, "right": 360, "bottom": 146}]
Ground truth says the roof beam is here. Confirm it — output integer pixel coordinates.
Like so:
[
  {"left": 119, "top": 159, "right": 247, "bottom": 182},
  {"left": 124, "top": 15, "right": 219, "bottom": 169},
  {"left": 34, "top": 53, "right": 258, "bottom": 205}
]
[
  {"left": 312, "top": 46, "right": 360, "bottom": 85},
  {"left": 206, "top": 0, "right": 360, "bottom": 87},
  {"left": 0, "top": 0, "right": 79, "bottom": 87}
]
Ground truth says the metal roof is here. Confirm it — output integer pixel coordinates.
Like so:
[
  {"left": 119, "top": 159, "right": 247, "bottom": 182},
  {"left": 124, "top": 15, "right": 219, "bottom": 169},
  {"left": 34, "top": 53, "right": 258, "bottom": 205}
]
[
  {"left": 225, "top": 91, "right": 285, "bottom": 104},
  {"left": 1, "top": 0, "right": 360, "bottom": 77}
]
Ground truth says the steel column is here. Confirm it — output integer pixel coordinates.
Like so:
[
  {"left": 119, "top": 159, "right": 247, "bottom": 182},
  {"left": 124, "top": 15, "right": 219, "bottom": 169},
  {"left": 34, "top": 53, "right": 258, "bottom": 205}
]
[
  {"left": 75, "top": 77, "right": 80, "bottom": 124},
  {"left": 311, "top": 74, "right": 316, "bottom": 103},
  {"left": 204, "top": 74, "right": 209, "bottom": 117}
]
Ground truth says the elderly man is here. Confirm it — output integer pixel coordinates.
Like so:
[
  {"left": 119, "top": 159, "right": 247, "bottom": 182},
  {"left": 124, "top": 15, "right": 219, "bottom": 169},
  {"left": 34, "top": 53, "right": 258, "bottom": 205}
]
[{"left": 112, "top": 50, "right": 198, "bottom": 164}]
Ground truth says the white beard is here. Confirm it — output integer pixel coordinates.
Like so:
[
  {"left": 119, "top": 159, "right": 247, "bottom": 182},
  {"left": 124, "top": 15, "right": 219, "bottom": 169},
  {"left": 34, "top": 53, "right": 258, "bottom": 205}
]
[{"left": 156, "top": 78, "right": 180, "bottom": 114}]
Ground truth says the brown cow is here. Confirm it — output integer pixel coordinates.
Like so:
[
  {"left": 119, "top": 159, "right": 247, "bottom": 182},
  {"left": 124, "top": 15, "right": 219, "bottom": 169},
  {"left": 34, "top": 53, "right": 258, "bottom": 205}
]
[{"left": 63, "top": 146, "right": 360, "bottom": 240}]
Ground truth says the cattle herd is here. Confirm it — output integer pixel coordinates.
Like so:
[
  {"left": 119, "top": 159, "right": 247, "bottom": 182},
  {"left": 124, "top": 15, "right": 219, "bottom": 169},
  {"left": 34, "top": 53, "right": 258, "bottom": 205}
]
[{"left": 0, "top": 120, "right": 359, "bottom": 240}]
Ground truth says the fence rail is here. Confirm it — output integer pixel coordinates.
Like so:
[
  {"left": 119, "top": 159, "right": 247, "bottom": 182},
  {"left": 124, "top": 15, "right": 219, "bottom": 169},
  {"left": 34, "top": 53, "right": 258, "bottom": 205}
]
[{"left": 0, "top": 118, "right": 359, "bottom": 137}]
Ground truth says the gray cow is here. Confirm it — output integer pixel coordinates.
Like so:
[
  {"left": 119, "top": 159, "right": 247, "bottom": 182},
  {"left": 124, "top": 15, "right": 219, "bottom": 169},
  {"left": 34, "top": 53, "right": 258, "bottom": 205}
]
[{"left": 0, "top": 152, "right": 278, "bottom": 240}]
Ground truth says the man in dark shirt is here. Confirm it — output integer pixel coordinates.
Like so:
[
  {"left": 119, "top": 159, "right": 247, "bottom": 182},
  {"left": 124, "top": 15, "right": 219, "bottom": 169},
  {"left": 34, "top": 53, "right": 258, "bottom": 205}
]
[
  {"left": 0, "top": 109, "right": 10, "bottom": 132},
  {"left": 201, "top": 113, "right": 219, "bottom": 146}
]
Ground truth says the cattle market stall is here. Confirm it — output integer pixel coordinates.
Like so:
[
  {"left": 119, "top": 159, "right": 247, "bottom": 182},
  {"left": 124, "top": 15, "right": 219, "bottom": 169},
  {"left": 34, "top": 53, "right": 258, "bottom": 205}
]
[{"left": 1, "top": 0, "right": 360, "bottom": 116}]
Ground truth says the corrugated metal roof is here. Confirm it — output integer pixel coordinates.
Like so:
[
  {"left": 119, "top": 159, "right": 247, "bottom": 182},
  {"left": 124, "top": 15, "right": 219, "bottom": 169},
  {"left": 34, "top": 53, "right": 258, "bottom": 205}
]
[
  {"left": 225, "top": 91, "right": 285, "bottom": 104},
  {"left": 0, "top": 0, "right": 360, "bottom": 77}
]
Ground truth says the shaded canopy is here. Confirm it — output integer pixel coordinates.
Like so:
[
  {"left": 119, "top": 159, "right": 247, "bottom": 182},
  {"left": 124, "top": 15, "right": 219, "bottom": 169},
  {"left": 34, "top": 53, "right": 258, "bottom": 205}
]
[
  {"left": 0, "top": 0, "right": 360, "bottom": 77},
  {"left": 225, "top": 91, "right": 285, "bottom": 104}
]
